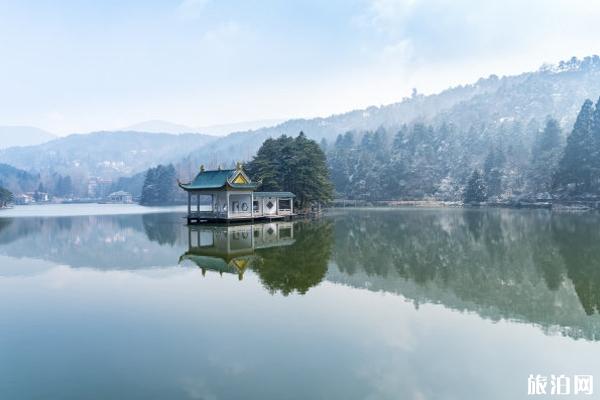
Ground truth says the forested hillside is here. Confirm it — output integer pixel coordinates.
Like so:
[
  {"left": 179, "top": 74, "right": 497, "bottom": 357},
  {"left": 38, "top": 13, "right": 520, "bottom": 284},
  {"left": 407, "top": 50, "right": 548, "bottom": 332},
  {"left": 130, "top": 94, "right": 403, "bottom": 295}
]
[
  {"left": 180, "top": 56, "right": 600, "bottom": 172},
  {"left": 325, "top": 121, "right": 545, "bottom": 200},
  {"left": 0, "top": 163, "right": 39, "bottom": 195},
  {"left": 0, "top": 131, "right": 216, "bottom": 179},
  {"left": 325, "top": 95, "right": 600, "bottom": 202}
]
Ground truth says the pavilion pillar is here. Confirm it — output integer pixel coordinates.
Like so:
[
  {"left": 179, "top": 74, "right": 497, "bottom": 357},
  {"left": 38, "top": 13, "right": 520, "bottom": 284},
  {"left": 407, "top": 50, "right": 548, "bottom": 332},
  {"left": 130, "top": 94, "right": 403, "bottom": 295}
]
[
  {"left": 226, "top": 191, "right": 230, "bottom": 220},
  {"left": 197, "top": 193, "right": 200, "bottom": 213},
  {"left": 187, "top": 192, "right": 191, "bottom": 216}
]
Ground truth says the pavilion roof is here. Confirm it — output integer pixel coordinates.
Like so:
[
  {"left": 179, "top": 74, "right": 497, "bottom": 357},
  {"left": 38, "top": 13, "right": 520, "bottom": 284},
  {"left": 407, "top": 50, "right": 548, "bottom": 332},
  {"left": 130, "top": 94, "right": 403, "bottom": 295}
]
[
  {"left": 179, "top": 168, "right": 258, "bottom": 191},
  {"left": 179, "top": 253, "right": 255, "bottom": 278}
]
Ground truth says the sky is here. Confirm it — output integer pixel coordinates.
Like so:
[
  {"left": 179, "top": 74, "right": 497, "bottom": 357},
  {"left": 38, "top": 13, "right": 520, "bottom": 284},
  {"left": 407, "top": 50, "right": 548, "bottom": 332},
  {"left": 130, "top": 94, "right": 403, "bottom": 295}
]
[{"left": 2, "top": 0, "right": 600, "bottom": 135}]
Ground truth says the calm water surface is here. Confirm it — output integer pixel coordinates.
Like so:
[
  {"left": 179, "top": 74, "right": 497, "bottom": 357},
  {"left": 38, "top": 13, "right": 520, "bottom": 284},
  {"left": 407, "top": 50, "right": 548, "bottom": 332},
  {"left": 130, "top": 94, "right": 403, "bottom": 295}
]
[{"left": 1, "top": 206, "right": 600, "bottom": 399}]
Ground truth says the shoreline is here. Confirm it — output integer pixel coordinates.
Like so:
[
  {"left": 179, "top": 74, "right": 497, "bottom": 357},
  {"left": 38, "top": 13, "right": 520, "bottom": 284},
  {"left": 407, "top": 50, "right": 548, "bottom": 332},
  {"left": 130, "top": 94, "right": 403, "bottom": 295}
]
[
  {"left": 331, "top": 199, "right": 600, "bottom": 212},
  {"left": 0, "top": 203, "right": 188, "bottom": 218},
  {"left": 2, "top": 201, "right": 598, "bottom": 220}
]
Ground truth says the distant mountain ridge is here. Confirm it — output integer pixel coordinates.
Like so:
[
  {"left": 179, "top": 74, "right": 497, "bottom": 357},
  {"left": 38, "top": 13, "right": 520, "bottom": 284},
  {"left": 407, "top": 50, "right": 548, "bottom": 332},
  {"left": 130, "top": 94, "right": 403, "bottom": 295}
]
[
  {"left": 122, "top": 118, "right": 287, "bottom": 136},
  {"left": 0, "top": 126, "right": 56, "bottom": 149},
  {"left": 0, "top": 131, "right": 216, "bottom": 179}
]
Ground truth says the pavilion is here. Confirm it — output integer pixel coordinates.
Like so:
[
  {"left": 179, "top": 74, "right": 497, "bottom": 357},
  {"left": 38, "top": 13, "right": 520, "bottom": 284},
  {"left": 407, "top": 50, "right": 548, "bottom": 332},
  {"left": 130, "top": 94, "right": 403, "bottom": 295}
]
[{"left": 178, "top": 163, "right": 295, "bottom": 224}]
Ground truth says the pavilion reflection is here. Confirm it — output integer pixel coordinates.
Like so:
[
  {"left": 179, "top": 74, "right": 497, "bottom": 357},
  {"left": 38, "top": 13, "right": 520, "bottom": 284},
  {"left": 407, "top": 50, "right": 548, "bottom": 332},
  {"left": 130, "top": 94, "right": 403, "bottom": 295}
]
[{"left": 179, "top": 222, "right": 296, "bottom": 280}]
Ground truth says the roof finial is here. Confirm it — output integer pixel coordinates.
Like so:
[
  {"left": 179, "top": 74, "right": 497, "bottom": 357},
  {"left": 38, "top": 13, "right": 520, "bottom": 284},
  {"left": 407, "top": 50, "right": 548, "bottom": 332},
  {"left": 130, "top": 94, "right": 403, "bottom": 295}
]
[
  {"left": 236, "top": 161, "right": 242, "bottom": 171},
  {"left": 200, "top": 164, "right": 205, "bottom": 172}
]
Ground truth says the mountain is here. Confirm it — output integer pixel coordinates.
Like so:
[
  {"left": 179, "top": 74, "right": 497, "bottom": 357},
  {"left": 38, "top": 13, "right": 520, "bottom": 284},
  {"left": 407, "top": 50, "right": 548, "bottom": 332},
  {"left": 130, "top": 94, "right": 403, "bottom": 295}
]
[
  {"left": 122, "top": 120, "right": 199, "bottom": 134},
  {"left": 182, "top": 56, "right": 600, "bottom": 168},
  {"left": 122, "top": 119, "right": 285, "bottom": 136},
  {"left": 0, "top": 163, "right": 39, "bottom": 194},
  {"left": 172, "top": 56, "right": 600, "bottom": 200},
  {"left": 122, "top": 119, "right": 287, "bottom": 136},
  {"left": 0, "top": 126, "right": 56, "bottom": 149},
  {"left": 4, "top": 55, "right": 600, "bottom": 201},
  {"left": 0, "top": 131, "right": 216, "bottom": 180}
]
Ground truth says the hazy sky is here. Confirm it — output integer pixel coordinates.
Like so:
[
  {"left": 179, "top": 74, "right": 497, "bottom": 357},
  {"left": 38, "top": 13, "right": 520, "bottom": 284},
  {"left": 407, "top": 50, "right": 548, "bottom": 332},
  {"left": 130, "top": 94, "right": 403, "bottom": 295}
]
[{"left": 2, "top": 0, "right": 600, "bottom": 135}]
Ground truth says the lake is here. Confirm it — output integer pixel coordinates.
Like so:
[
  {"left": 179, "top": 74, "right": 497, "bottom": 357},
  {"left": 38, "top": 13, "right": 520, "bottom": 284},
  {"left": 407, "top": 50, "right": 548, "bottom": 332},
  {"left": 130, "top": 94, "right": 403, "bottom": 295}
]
[{"left": 1, "top": 206, "right": 599, "bottom": 399}]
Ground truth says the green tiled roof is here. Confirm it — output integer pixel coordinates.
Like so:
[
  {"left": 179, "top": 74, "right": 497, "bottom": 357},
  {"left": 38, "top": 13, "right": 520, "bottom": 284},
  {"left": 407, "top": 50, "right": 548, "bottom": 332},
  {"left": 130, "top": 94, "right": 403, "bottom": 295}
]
[
  {"left": 179, "top": 253, "right": 256, "bottom": 278},
  {"left": 179, "top": 168, "right": 259, "bottom": 190},
  {"left": 254, "top": 191, "right": 296, "bottom": 198},
  {"left": 179, "top": 254, "right": 236, "bottom": 273}
]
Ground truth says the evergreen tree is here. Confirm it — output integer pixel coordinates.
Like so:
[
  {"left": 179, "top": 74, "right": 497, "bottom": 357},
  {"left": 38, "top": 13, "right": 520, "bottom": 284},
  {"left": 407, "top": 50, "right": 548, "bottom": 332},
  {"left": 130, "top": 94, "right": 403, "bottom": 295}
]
[
  {"left": 245, "top": 136, "right": 294, "bottom": 192},
  {"left": 55, "top": 175, "right": 73, "bottom": 197},
  {"left": 0, "top": 186, "right": 13, "bottom": 208},
  {"left": 528, "top": 118, "right": 562, "bottom": 195},
  {"left": 246, "top": 132, "right": 333, "bottom": 208},
  {"left": 140, "top": 167, "right": 158, "bottom": 205},
  {"left": 483, "top": 146, "right": 505, "bottom": 199},
  {"left": 384, "top": 127, "right": 408, "bottom": 198},
  {"left": 347, "top": 130, "right": 389, "bottom": 200},
  {"left": 328, "top": 132, "right": 356, "bottom": 198},
  {"left": 140, "top": 164, "right": 178, "bottom": 205},
  {"left": 463, "top": 170, "right": 487, "bottom": 203},
  {"left": 553, "top": 99, "right": 595, "bottom": 196},
  {"left": 319, "top": 138, "right": 328, "bottom": 151}
]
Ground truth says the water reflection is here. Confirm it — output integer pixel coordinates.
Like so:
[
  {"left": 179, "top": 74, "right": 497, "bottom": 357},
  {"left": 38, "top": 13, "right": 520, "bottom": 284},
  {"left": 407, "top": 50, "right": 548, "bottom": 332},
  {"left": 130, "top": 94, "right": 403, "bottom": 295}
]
[
  {"left": 1, "top": 209, "right": 600, "bottom": 339},
  {"left": 180, "top": 221, "right": 334, "bottom": 295},
  {"left": 253, "top": 220, "right": 333, "bottom": 295},
  {"left": 330, "top": 208, "right": 600, "bottom": 340},
  {"left": 180, "top": 223, "right": 297, "bottom": 280},
  {"left": 0, "top": 213, "right": 187, "bottom": 269}
]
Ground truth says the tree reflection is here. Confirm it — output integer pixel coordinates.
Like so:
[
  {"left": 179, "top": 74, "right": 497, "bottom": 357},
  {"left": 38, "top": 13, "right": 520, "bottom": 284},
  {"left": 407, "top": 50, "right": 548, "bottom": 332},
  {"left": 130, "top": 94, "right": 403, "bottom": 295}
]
[
  {"left": 552, "top": 214, "right": 600, "bottom": 315},
  {"left": 330, "top": 208, "right": 600, "bottom": 340},
  {"left": 142, "top": 213, "right": 181, "bottom": 246},
  {"left": 0, "top": 218, "right": 13, "bottom": 244},
  {"left": 252, "top": 220, "right": 333, "bottom": 296}
]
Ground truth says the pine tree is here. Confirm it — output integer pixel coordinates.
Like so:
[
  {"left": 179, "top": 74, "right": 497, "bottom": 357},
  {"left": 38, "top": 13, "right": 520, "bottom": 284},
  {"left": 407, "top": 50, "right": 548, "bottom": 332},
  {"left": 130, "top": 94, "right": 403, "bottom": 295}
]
[
  {"left": 0, "top": 186, "right": 13, "bottom": 208},
  {"left": 55, "top": 175, "right": 73, "bottom": 197},
  {"left": 140, "top": 167, "right": 157, "bottom": 205},
  {"left": 383, "top": 128, "right": 408, "bottom": 198},
  {"left": 328, "top": 132, "right": 355, "bottom": 197},
  {"left": 463, "top": 170, "right": 487, "bottom": 203},
  {"left": 247, "top": 132, "right": 333, "bottom": 208},
  {"left": 528, "top": 118, "right": 562, "bottom": 195},
  {"left": 140, "top": 164, "right": 178, "bottom": 205},
  {"left": 347, "top": 131, "right": 388, "bottom": 200},
  {"left": 484, "top": 146, "right": 505, "bottom": 199},
  {"left": 553, "top": 99, "right": 595, "bottom": 196}
]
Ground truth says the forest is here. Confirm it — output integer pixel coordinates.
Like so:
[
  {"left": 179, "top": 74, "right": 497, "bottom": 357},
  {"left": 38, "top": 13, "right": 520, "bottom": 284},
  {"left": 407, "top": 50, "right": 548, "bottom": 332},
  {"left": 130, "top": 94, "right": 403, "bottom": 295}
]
[{"left": 325, "top": 97, "right": 600, "bottom": 203}]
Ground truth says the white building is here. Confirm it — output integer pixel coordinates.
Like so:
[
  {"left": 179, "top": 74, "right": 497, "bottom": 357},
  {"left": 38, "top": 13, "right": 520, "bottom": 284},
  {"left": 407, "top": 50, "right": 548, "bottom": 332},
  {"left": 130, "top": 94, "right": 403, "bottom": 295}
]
[{"left": 107, "top": 191, "right": 133, "bottom": 203}]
